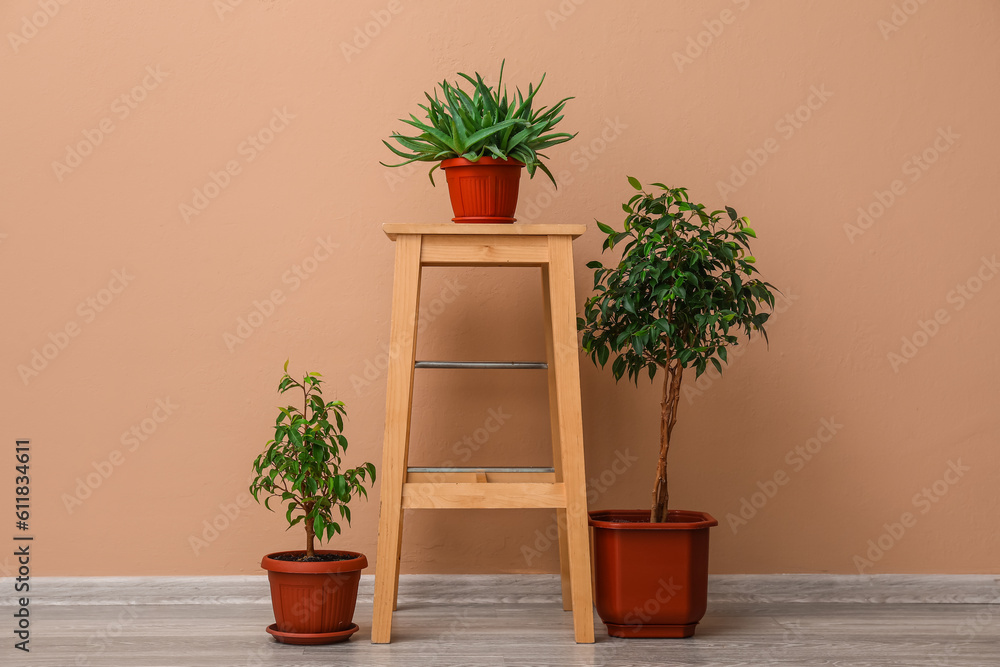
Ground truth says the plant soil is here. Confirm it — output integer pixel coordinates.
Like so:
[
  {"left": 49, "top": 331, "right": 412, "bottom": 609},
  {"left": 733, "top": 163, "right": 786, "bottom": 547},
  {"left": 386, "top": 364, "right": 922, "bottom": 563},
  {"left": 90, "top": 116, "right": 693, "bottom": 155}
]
[{"left": 269, "top": 552, "right": 355, "bottom": 563}]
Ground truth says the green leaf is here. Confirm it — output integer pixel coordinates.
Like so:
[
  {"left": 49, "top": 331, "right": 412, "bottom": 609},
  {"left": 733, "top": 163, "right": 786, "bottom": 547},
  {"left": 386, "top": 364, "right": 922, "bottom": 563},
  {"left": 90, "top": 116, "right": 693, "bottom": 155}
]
[
  {"left": 627, "top": 176, "right": 642, "bottom": 191},
  {"left": 621, "top": 295, "right": 635, "bottom": 314},
  {"left": 578, "top": 185, "right": 776, "bottom": 396},
  {"left": 611, "top": 356, "right": 627, "bottom": 380},
  {"left": 596, "top": 220, "right": 615, "bottom": 235},
  {"left": 631, "top": 335, "right": 644, "bottom": 356}
]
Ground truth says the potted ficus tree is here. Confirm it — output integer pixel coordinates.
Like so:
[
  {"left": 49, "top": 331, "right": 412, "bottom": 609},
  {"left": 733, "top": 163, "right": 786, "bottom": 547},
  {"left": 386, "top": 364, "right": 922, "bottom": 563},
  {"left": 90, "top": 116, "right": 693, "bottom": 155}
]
[
  {"left": 381, "top": 61, "right": 575, "bottom": 223},
  {"left": 250, "top": 362, "right": 376, "bottom": 645},
  {"left": 579, "top": 178, "right": 777, "bottom": 638}
]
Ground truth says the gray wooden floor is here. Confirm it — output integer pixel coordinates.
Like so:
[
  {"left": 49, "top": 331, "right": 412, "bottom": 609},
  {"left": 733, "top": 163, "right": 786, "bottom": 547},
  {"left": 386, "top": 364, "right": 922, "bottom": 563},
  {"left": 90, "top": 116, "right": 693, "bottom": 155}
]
[{"left": 9, "top": 576, "right": 1000, "bottom": 666}]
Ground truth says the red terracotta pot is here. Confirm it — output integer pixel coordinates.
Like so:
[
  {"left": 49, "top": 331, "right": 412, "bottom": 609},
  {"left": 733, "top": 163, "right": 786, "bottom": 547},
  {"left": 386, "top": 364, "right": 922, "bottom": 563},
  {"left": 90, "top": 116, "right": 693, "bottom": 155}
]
[
  {"left": 260, "top": 550, "right": 366, "bottom": 641},
  {"left": 440, "top": 156, "right": 524, "bottom": 223},
  {"left": 589, "top": 509, "right": 717, "bottom": 638}
]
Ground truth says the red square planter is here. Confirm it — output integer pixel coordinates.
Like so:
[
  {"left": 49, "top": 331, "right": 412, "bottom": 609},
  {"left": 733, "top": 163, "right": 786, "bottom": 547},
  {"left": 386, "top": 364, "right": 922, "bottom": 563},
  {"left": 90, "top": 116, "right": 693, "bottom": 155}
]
[{"left": 589, "top": 509, "right": 717, "bottom": 638}]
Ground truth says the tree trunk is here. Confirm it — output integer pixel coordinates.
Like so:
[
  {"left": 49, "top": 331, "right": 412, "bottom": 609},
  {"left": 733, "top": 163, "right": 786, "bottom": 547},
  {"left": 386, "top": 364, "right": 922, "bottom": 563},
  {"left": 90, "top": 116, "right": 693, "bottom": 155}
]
[
  {"left": 650, "top": 359, "right": 683, "bottom": 523},
  {"left": 304, "top": 505, "right": 316, "bottom": 558}
]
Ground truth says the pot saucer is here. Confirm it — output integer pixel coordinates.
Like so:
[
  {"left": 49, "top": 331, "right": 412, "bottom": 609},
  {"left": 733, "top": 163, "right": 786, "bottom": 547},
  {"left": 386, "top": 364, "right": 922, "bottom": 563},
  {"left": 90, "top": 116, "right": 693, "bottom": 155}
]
[
  {"left": 265, "top": 622, "right": 359, "bottom": 645},
  {"left": 605, "top": 621, "right": 697, "bottom": 638}
]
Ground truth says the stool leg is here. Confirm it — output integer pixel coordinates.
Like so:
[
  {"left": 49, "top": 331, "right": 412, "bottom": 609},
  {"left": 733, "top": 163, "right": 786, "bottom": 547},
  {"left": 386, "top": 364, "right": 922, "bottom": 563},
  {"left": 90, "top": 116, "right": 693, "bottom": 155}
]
[
  {"left": 392, "top": 515, "right": 403, "bottom": 611},
  {"left": 372, "top": 234, "right": 423, "bottom": 644},
  {"left": 542, "top": 266, "right": 573, "bottom": 612},
  {"left": 546, "top": 236, "right": 595, "bottom": 644}
]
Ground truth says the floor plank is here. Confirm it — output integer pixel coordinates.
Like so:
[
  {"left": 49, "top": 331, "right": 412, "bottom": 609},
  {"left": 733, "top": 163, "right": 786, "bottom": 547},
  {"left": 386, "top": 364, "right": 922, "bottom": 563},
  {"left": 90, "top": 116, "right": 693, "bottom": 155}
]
[{"left": 6, "top": 578, "right": 1000, "bottom": 667}]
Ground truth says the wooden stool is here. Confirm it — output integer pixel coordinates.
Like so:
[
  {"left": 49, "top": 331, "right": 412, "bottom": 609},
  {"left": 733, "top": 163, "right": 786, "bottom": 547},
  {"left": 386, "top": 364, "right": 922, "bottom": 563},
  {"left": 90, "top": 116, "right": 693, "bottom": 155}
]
[{"left": 371, "top": 223, "right": 595, "bottom": 644}]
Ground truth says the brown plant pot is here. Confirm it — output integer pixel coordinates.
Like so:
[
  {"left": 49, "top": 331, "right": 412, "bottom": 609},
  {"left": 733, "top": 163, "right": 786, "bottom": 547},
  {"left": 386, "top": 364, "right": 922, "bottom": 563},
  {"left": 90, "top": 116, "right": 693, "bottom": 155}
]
[
  {"left": 588, "top": 509, "right": 717, "bottom": 638},
  {"left": 440, "top": 156, "right": 524, "bottom": 223},
  {"left": 260, "top": 550, "right": 367, "bottom": 644}
]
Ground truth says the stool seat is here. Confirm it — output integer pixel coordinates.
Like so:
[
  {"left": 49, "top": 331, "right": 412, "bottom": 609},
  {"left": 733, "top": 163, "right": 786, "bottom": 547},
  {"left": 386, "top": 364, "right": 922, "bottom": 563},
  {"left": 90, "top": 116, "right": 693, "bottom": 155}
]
[{"left": 371, "top": 223, "right": 595, "bottom": 644}]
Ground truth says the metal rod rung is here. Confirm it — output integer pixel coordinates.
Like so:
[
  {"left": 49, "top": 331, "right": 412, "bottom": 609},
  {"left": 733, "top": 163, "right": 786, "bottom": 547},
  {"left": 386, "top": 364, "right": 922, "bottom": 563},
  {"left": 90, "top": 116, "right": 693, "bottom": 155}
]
[
  {"left": 406, "top": 466, "right": 555, "bottom": 473},
  {"left": 414, "top": 360, "right": 547, "bottom": 370}
]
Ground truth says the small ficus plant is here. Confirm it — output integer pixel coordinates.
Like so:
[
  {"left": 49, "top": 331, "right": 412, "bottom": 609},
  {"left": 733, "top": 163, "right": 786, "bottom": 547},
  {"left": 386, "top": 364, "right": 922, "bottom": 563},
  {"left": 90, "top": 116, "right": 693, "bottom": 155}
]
[
  {"left": 250, "top": 362, "right": 376, "bottom": 559},
  {"left": 579, "top": 178, "right": 777, "bottom": 523}
]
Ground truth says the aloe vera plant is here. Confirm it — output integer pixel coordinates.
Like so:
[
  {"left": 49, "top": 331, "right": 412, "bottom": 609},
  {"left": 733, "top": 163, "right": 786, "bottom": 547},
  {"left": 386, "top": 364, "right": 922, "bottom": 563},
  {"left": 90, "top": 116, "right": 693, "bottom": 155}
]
[{"left": 381, "top": 61, "right": 576, "bottom": 186}]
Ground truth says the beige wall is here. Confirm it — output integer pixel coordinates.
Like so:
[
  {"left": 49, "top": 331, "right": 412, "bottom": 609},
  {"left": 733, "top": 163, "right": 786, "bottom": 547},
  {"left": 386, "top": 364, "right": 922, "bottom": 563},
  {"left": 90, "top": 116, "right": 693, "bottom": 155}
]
[{"left": 2, "top": 0, "right": 998, "bottom": 577}]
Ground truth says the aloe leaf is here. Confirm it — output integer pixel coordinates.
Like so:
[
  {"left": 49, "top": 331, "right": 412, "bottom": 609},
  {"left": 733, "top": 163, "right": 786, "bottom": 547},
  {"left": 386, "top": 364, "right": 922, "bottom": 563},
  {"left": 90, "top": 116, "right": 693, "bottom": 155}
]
[
  {"left": 394, "top": 136, "right": 439, "bottom": 153},
  {"left": 484, "top": 143, "right": 507, "bottom": 159},
  {"left": 463, "top": 118, "right": 523, "bottom": 149},
  {"left": 507, "top": 124, "right": 535, "bottom": 148},
  {"left": 400, "top": 116, "right": 454, "bottom": 147},
  {"left": 454, "top": 86, "right": 479, "bottom": 120},
  {"left": 382, "top": 139, "right": 420, "bottom": 160},
  {"left": 536, "top": 161, "right": 557, "bottom": 187}
]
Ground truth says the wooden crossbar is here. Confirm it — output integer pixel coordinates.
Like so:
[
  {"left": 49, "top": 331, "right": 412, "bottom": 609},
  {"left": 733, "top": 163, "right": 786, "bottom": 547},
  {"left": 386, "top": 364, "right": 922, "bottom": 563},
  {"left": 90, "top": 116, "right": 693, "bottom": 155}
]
[{"left": 401, "top": 482, "right": 566, "bottom": 509}]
